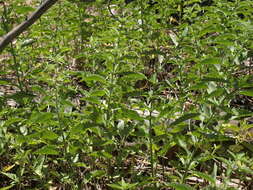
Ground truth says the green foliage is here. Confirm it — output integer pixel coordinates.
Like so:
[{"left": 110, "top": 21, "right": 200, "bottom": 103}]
[{"left": 0, "top": 0, "right": 253, "bottom": 189}]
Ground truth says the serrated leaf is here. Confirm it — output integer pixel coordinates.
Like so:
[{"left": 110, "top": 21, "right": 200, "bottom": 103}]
[
  {"left": 170, "top": 113, "right": 199, "bottom": 126},
  {"left": 34, "top": 145, "right": 59, "bottom": 155}
]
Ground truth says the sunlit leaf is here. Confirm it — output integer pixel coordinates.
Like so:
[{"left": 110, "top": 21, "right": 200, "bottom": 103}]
[
  {"left": 122, "top": 108, "right": 143, "bottom": 121},
  {"left": 200, "top": 58, "right": 221, "bottom": 65},
  {"left": 15, "top": 6, "right": 35, "bottom": 14},
  {"left": 41, "top": 130, "right": 58, "bottom": 140},
  {"left": 240, "top": 89, "right": 253, "bottom": 97},
  {"left": 0, "top": 185, "right": 15, "bottom": 190},
  {"left": 34, "top": 145, "right": 59, "bottom": 155},
  {"left": 83, "top": 74, "right": 107, "bottom": 84},
  {"left": 169, "top": 32, "right": 179, "bottom": 47},
  {"left": 0, "top": 172, "right": 19, "bottom": 182},
  {"left": 191, "top": 171, "right": 216, "bottom": 184},
  {"left": 166, "top": 183, "right": 194, "bottom": 190}
]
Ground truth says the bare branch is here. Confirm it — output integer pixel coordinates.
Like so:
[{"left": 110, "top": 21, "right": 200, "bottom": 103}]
[{"left": 0, "top": 0, "right": 58, "bottom": 53}]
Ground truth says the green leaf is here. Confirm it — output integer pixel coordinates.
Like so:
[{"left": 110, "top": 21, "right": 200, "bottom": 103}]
[
  {"left": 30, "top": 112, "right": 54, "bottom": 123},
  {"left": 166, "top": 183, "right": 194, "bottom": 190},
  {"left": 108, "top": 178, "right": 138, "bottom": 190},
  {"left": 15, "top": 6, "right": 35, "bottom": 14},
  {"left": 170, "top": 113, "right": 200, "bottom": 126},
  {"left": 239, "top": 89, "right": 253, "bottom": 97},
  {"left": 34, "top": 145, "right": 59, "bottom": 155},
  {"left": 123, "top": 90, "right": 144, "bottom": 98},
  {"left": 107, "top": 184, "right": 123, "bottom": 190},
  {"left": 191, "top": 171, "right": 216, "bottom": 184},
  {"left": 242, "top": 142, "right": 253, "bottom": 153},
  {"left": 120, "top": 72, "right": 147, "bottom": 82},
  {"left": 90, "top": 170, "right": 106, "bottom": 178},
  {"left": 122, "top": 108, "right": 143, "bottom": 121},
  {"left": 90, "top": 90, "right": 107, "bottom": 97},
  {"left": 169, "top": 32, "right": 179, "bottom": 47},
  {"left": 41, "top": 130, "right": 58, "bottom": 140},
  {"left": 0, "top": 185, "right": 15, "bottom": 190},
  {"left": 81, "top": 97, "right": 101, "bottom": 105},
  {"left": 0, "top": 172, "right": 19, "bottom": 182},
  {"left": 200, "top": 58, "right": 221, "bottom": 65},
  {"left": 170, "top": 124, "right": 187, "bottom": 133},
  {"left": 0, "top": 78, "right": 12, "bottom": 85},
  {"left": 202, "top": 77, "right": 229, "bottom": 83},
  {"left": 33, "top": 155, "right": 45, "bottom": 177},
  {"left": 83, "top": 74, "right": 107, "bottom": 84}
]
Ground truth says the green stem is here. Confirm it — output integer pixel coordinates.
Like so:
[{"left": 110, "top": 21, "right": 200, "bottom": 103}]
[{"left": 149, "top": 108, "right": 154, "bottom": 178}]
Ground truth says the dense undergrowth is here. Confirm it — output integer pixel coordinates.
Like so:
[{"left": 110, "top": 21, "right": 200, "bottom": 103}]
[{"left": 0, "top": 0, "right": 253, "bottom": 189}]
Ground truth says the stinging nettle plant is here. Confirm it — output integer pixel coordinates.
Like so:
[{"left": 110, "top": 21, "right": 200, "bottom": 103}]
[{"left": 0, "top": 0, "right": 253, "bottom": 189}]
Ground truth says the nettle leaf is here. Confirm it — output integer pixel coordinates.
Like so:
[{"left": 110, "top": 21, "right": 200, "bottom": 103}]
[
  {"left": 90, "top": 90, "right": 107, "bottom": 97},
  {"left": 81, "top": 97, "right": 101, "bottom": 105},
  {"left": 122, "top": 108, "right": 143, "bottom": 121},
  {"left": 189, "top": 82, "right": 207, "bottom": 90},
  {"left": 90, "top": 170, "right": 106, "bottom": 178},
  {"left": 30, "top": 112, "right": 54, "bottom": 123},
  {"left": 119, "top": 72, "right": 147, "bottom": 82},
  {"left": 166, "top": 183, "right": 194, "bottom": 190},
  {"left": 34, "top": 145, "right": 59, "bottom": 155},
  {"left": 200, "top": 57, "right": 221, "bottom": 65},
  {"left": 191, "top": 171, "right": 216, "bottom": 185},
  {"left": 41, "top": 130, "right": 59, "bottom": 140},
  {"left": 170, "top": 113, "right": 200, "bottom": 126},
  {"left": 82, "top": 74, "right": 107, "bottom": 84},
  {"left": 239, "top": 89, "right": 253, "bottom": 97}
]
